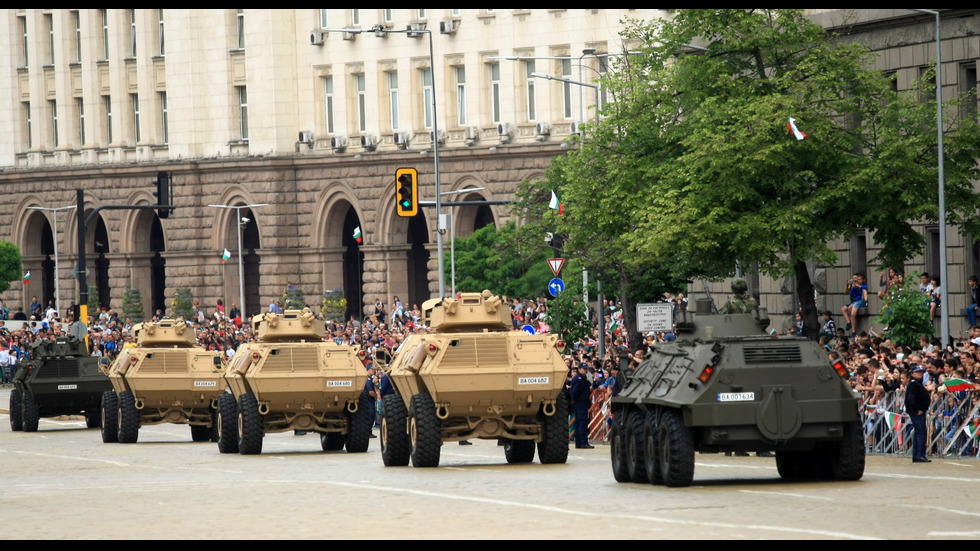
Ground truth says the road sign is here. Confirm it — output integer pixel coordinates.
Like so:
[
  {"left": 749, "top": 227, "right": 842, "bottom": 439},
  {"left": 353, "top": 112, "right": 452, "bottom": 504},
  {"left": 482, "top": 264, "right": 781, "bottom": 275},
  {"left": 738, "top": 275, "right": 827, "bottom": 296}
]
[
  {"left": 548, "top": 258, "right": 565, "bottom": 277},
  {"left": 637, "top": 303, "right": 674, "bottom": 333},
  {"left": 522, "top": 325, "right": 536, "bottom": 335},
  {"left": 548, "top": 278, "right": 565, "bottom": 298}
]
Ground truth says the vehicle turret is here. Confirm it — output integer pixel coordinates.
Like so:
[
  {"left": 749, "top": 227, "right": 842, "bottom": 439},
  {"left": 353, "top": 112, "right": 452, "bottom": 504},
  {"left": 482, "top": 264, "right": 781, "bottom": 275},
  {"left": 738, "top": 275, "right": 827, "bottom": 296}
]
[
  {"left": 133, "top": 318, "right": 197, "bottom": 347},
  {"left": 423, "top": 290, "right": 512, "bottom": 333},
  {"left": 252, "top": 308, "right": 326, "bottom": 342}
]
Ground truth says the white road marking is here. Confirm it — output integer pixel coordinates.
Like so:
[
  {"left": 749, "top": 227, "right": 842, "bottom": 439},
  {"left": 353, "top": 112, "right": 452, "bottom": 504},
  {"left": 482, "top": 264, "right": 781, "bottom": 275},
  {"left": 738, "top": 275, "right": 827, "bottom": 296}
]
[
  {"left": 738, "top": 490, "right": 836, "bottom": 501},
  {"left": 0, "top": 449, "right": 131, "bottom": 467},
  {"left": 895, "top": 504, "right": 980, "bottom": 518}
]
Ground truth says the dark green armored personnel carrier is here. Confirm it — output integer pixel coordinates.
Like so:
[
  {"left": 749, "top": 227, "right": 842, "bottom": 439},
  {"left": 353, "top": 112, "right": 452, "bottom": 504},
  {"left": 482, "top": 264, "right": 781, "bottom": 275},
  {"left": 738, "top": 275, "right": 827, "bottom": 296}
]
[
  {"left": 610, "top": 298, "right": 864, "bottom": 488},
  {"left": 9, "top": 337, "right": 112, "bottom": 433}
]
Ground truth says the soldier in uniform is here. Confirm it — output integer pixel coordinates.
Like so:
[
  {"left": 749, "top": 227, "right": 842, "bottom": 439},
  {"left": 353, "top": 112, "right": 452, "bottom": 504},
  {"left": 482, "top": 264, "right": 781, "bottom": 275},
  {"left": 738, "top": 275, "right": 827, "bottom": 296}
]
[{"left": 720, "top": 278, "right": 756, "bottom": 314}]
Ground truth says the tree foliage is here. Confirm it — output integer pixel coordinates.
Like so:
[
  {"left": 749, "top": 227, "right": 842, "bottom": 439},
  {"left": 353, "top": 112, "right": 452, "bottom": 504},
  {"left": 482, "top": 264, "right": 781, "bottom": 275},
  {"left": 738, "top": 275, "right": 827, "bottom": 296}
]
[
  {"left": 874, "top": 273, "right": 935, "bottom": 348},
  {"left": 0, "top": 242, "right": 23, "bottom": 296}
]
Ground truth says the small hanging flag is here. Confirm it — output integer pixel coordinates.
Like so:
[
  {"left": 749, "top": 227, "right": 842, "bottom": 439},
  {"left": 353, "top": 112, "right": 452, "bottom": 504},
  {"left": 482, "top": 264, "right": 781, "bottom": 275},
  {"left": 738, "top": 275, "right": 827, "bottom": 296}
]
[
  {"left": 964, "top": 422, "right": 980, "bottom": 441},
  {"left": 353, "top": 226, "right": 363, "bottom": 245},
  {"left": 882, "top": 411, "right": 903, "bottom": 432},
  {"left": 222, "top": 249, "right": 232, "bottom": 263},
  {"left": 22, "top": 271, "right": 30, "bottom": 285},
  {"left": 549, "top": 191, "right": 563, "bottom": 215},
  {"left": 788, "top": 117, "right": 808, "bottom": 141},
  {"left": 944, "top": 378, "right": 974, "bottom": 392}
]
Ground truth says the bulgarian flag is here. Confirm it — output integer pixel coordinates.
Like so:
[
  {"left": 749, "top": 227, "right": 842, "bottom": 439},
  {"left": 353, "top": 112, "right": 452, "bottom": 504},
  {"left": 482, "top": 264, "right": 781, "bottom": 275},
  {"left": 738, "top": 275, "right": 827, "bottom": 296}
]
[
  {"left": 549, "top": 191, "right": 564, "bottom": 215},
  {"left": 353, "top": 226, "right": 363, "bottom": 245},
  {"left": 964, "top": 422, "right": 980, "bottom": 441},
  {"left": 22, "top": 271, "right": 30, "bottom": 285},
  {"left": 221, "top": 249, "right": 232, "bottom": 263},
  {"left": 944, "top": 378, "right": 974, "bottom": 392},
  {"left": 882, "top": 411, "right": 903, "bottom": 432},
  {"left": 788, "top": 117, "right": 808, "bottom": 141}
]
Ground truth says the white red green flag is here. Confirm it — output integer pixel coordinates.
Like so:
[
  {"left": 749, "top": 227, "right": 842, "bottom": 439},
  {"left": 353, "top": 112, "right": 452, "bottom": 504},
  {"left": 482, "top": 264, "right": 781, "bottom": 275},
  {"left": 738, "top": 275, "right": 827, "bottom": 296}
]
[
  {"left": 944, "top": 378, "right": 973, "bottom": 392},
  {"left": 788, "top": 117, "right": 808, "bottom": 141},
  {"left": 882, "top": 411, "right": 903, "bottom": 432},
  {"left": 22, "top": 271, "right": 30, "bottom": 285},
  {"left": 549, "top": 191, "right": 563, "bottom": 215},
  {"left": 353, "top": 226, "right": 363, "bottom": 244},
  {"left": 964, "top": 422, "right": 980, "bottom": 441},
  {"left": 221, "top": 249, "right": 232, "bottom": 263}
]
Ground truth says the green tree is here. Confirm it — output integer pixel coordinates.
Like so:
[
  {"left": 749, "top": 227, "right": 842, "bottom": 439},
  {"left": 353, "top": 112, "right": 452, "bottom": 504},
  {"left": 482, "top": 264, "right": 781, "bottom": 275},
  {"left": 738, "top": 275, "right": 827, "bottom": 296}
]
[
  {"left": 544, "top": 289, "right": 590, "bottom": 351},
  {"left": 0, "top": 242, "right": 23, "bottom": 296},
  {"left": 171, "top": 288, "right": 194, "bottom": 320},
  {"left": 448, "top": 221, "right": 554, "bottom": 299},
  {"left": 874, "top": 274, "right": 934, "bottom": 347},
  {"left": 121, "top": 288, "right": 146, "bottom": 324},
  {"left": 520, "top": 9, "right": 980, "bottom": 341}
]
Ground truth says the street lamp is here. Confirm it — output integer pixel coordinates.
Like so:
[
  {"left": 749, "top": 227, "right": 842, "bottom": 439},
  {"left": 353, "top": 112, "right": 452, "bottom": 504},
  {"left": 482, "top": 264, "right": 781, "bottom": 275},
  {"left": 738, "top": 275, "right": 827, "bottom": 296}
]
[
  {"left": 208, "top": 203, "right": 267, "bottom": 323},
  {"left": 28, "top": 205, "right": 76, "bottom": 319},
  {"left": 323, "top": 25, "right": 446, "bottom": 298},
  {"left": 441, "top": 187, "right": 486, "bottom": 297}
]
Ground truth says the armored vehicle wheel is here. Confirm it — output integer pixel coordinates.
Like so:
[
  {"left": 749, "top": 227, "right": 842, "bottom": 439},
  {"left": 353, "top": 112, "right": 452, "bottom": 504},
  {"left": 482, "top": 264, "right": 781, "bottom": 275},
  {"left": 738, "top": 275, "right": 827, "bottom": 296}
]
[
  {"left": 345, "top": 391, "right": 374, "bottom": 454},
  {"left": 828, "top": 421, "right": 865, "bottom": 481},
  {"left": 381, "top": 394, "right": 410, "bottom": 467},
  {"left": 409, "top": 393, "right": 441, "bottom": 468},
  {"left": 190, "top": 424, "right": 212, "bottom": 442},
  {"left": 658, "top": 409, "right": 695, "bottom": 488},
  {"left": 609, "top": 414, "right": 631, "bottom": 483},
  {"left": 537, "top": 393, "right": 569, "bottom": 465},
  {"left": 643, "top": 412, "right": 664, "bottom": 485},
  {"left": 626, "top": 410, "right": 649, "bottom": 483},
  {"left": 503, "top": 439, "right": 536, "bottom": 464},
  {"left": 237, "top": 393, "right": 264, "bottom": 455},
  {"left": 216, "top": 393, "right": 239, "bottom": 454},
  {"left": 100, "top": 391, "right": 118, "bottom": 443},
  {"left": 209, "top": 409, "right": 219, "bottom": 443},
  {"left": 321, "top": 432, "right": 346, "bottom": 452},
  {"left": 117, "top": 391, "right": 140, "bottom": 444},
  {"left": 85, "top": 413, "right": 101, "bottom": 429},
  {"left": 22, "top": 390, "right": 40, "bottom": 433},
  {"left": 9, "top": 389, "right": 23, "bottom": 431},
  {"left": 775, "top": 451, "right": 805, "bottom": 479}
]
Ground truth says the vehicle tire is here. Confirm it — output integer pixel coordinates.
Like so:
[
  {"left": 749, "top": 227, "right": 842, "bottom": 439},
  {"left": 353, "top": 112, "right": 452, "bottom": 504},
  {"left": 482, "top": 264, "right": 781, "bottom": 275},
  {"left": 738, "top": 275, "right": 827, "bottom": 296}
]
[
  {"left": 381, "top": 394, "right": 410, "bottom": 467},
  {"left": 22, "top": 390, "right": 40, "bottom": 433},
  {"left": 209, "top": 409, "right": 219, "bottom": 443},
  {"left": 345, "top": 391, "right": 374, "bottom": 454},
  {"left": 117, "top": 391, "right": 140, "bottom": 444},
  {"left": 85, "top": 413, "right": 101, "bottom": 429},
  {"left": 190, "top": 424, "right": 211, "bottom": 442},
  {"left": 829, "top": 421, "right": 866, "bottom": 482},
  {"left": 9, "top": 389, "right": 23, "bottom": 431},
  {"left": 100, "top": 391, "right": 118, "bottom": 443},
  {"left": 775, "top": 451, "right": 804, "bottom": 479},
  {"left": 216, "top": 392, "right": 239, "bottom": 454},
  {"left": 658, "top": 408, "right": 695, "bottom": 488},
  {"left": 503, "top": 439, "right": 536, "bottom": 464},
  {"left": 409, "top": 393, "right": 441, "bottom": 468},
  {"left": 320, "top": 432, "right": 346, "bottom": 452},
  {"left": 643, "top": 411, "right": 664, "bottom": 485},
  {"left": 537, "top": 393, "right": 569, "bottom": 465},
  {"left": 626, "top": 410, "right": 649, "bottom": 483},
  {"left": 609, "top": 413, "right": 631, "bottom": 483},
  {"left": 237, "top": 393, "right": 264, "bottom": 455}
]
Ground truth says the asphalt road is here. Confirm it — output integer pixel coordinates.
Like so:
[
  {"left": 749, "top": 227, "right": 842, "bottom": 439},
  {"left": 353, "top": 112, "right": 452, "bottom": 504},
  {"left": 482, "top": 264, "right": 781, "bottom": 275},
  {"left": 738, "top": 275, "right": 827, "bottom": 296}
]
[{"left": 2, "top": 389, "right": 980, "bottom": 540}]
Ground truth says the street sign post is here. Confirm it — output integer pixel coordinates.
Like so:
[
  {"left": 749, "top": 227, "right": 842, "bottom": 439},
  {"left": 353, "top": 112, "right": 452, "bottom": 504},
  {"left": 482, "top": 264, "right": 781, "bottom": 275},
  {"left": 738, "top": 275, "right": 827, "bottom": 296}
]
[
  {"left": 548, "top": 278, "right": 565, "bottom": 298},
  {"left": 548, "top": 258, "right": 565, "bottom": 277}
]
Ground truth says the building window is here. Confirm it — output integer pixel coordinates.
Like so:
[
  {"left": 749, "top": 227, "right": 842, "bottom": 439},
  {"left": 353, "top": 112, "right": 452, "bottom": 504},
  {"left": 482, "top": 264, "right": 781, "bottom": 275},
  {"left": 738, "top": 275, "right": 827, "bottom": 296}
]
[
  {"left": 102, "top": 10, "right": 110, "bottom": 61},
  {"left": 417, "top": 9, "right": 427, "bottom": 20},
  {"left": 104, "top": 95, "right": 113, "bottom": 144},
  {"left": 50, "top": 100, "right": 59, "bottom": 148},
  {"left": 388, "top": 72, "right": 400, "bottom": 131},
  {"left": 237, "top": 9, "right": 245, "bottom": 49},
  {"left": 238, "top": 86, "right": 249, "bottom": 141},
  {"left": 356, "top": 74, "right": 367, "bottom": 133},
  {"left": 46, "top": 14, "right": 55, "bottom": 66},
  {"left": 525, "top": 61, "right": 537, "bottom": 122},
  {"left": 130, "top": 9, "right": 137, "bottom": 58},
  {"left": 598, "top": 56, "right": 610, "bottom": 108},
  {"left": 132, "top": 94, "right": 141, "bottom": 143},
  {"left": 324, "top": 77, "right": 335, "bottom": 134},
  {"left": 73, "top": 11, "right": 83, "bottom": 64},
  {"left": 320, "top": 9, "right": 329, "bottom": 28},
  {"left": 422, "top": 68, "right": 434, "bottom": 129},
  {"left": 561, "top": 58, "right": 573, "bottom": 120},
  {"left": 20, "top": 16, "right": 28, "bottom": 68},
  {"left": 489, "top": 62, "right": 501, "bottom": 124},
  {"left": 962, "top": 62, "right": 978, "bottom": 121},
  {"left": 161, "top": 92, "right": 169, "bottom": 145},
  {"left": 77, "top": 98, "right": 86, "bottom": 146},
  {"left": 456, "top": 66, "right": 467, "bottom": 126},
  {"left": 850, "top": 231, "right": 868, "bottom": 280},
  {"left": 351, "top": 9, "right": 361, "bottom": 26},
  {"left": 384, "top": 10, "right": 394, "bottom": 23},
  {"left": 158, "top": 9, "right": 166, "bottom": 56},
  {"left": 24, "top": 103, "right": 32, "bottom": 149}
]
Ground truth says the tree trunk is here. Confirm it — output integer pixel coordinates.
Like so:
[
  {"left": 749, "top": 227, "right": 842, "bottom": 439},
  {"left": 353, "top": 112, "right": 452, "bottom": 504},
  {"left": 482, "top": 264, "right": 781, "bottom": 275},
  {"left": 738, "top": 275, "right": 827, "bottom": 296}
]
[{"left": 795, "top": 260, "right": 819, "bottom": 340}]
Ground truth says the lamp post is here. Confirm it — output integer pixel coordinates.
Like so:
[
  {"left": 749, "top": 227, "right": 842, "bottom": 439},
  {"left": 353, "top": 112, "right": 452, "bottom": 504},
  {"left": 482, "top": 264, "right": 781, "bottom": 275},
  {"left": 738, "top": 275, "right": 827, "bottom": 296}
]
[
  {"left": 441, "top": 187, "right": 486, "bottom": 297},
  {"left": 910, "top": 9, "right": 949, "bottom": 347},
  {"left": 323, "top": 25, "right": 446, "bottom": 298},
  {"left": 28, "top": 205, "right": 76, "bottom": 318},
  {"left": 208, "top": 203, "right": 267, "bottom": 322}
]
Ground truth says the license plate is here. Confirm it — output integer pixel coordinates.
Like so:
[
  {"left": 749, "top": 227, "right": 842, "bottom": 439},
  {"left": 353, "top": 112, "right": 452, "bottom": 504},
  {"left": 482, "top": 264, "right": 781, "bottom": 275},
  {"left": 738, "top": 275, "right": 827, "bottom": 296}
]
[{"left": 717, "top": 392, "right": 755, "bottom": 402}]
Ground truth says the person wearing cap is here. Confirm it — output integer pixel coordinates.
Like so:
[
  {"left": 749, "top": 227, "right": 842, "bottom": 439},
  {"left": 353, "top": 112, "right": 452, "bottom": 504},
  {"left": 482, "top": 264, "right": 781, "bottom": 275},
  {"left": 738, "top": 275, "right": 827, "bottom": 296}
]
[
  {"left": 569, "top": 362, "right": 594, "bottom": 449},
  {"left": 905, "top": 366, "right": 932, "bottom": 463}
]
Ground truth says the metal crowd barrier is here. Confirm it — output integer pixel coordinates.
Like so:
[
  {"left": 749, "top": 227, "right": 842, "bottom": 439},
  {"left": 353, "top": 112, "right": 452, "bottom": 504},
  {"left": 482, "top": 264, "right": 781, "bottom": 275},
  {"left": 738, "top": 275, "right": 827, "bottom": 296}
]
[{"left": 859, "top": 389, "right": 980, "bottom": 459}]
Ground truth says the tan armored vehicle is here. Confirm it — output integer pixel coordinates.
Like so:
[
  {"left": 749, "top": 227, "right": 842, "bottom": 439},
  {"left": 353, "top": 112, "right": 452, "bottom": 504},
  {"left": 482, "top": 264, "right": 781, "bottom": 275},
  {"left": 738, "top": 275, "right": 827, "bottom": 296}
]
[
  {"left": 381, "top": 290, "right": 569, "bottom": 468},
  {"left": 100, "top": 318, "right": 227, "bottom": 444},
  {"left": 218, "top": 308, "right": 373, "bottom": 455}
]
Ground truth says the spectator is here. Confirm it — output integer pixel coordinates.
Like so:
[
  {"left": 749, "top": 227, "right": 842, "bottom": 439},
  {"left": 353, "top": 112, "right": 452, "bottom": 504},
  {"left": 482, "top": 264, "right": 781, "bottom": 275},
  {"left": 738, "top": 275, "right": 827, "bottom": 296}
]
[
  {"left": 967, "top": 276, "right": 979, "bottom": 327},
  {"left": 929, "top": 275, "right": 942, "bottom": 323},
  {"left": 841, "top": 272, "right": 868, "bottom": 337}
]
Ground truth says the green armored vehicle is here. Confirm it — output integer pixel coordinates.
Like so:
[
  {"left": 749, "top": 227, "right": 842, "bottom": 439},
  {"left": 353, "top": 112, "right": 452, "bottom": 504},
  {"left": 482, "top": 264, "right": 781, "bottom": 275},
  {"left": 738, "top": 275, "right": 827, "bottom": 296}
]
[
  {"left": 9, "top": 337, "right": 111, "bottom": 433},
  {"left": 381, "top": 290, "right": 569, "bottom": 468},
  {"left": 610, "top": 298, "right": 864, "bottom": 488},
  {"left": 100, "top": 318, "right": 227, "bottom": 444}
]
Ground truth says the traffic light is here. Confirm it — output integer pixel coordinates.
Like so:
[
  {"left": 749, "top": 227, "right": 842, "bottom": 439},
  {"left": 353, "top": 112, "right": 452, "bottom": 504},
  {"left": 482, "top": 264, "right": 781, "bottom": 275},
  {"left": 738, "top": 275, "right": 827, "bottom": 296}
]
[
  {"left": 152, "top": 171, "right": 171, "bottom": 219},
  {"left": 396, "top": 168, "right": 419, "bottom": 217}
]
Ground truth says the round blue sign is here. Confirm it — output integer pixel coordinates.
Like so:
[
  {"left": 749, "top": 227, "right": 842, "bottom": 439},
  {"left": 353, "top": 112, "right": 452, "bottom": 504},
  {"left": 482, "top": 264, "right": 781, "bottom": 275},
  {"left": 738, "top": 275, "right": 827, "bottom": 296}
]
[
  {"left": 522, "top": 325, "right": 536, "bottom": 335},
  {"left": 548, "top": 278, "right": 565, "bottom": 298}
]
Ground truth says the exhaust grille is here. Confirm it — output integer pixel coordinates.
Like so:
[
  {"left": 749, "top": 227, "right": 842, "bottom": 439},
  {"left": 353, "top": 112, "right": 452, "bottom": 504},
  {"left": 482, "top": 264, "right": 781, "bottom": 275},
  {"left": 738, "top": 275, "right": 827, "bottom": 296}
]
[
  {"left": 138, "top": 351, "right": 191, "bottom": 374},
  {"left": 439, "top": 335, "right": 511, "bottom": 368},
  {"left": 34, "top": 359, "right": 80, "bottom": 378},
  {"left": 743, "top": 344, "right": 802, "bottom": 364}
]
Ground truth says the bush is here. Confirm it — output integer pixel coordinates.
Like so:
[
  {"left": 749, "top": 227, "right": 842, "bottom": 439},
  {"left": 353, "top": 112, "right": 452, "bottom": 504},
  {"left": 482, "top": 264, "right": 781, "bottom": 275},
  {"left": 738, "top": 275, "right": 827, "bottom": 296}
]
[
  {"left": 171, "top": 288, "right": 194, "bottom": 321},
  {"left": 122, "top": 288, "right": 146, "bottom": 324},
  {"left": 874, "top": 273, "right": 933, "bottom": 347}
]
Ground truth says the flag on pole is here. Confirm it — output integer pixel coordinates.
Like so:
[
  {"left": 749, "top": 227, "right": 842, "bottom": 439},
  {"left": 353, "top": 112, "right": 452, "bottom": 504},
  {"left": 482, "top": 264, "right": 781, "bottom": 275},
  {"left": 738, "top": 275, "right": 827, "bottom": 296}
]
[
  {"left": 944, "top": 378, "right": 974, "bottom": 392},
  {"left": 882, "top": 411, "right": 903, "bottom": 432},
  {"left": 221, "top": 249, "right": 232, "bottom": 263},
  {"left": 353, "top": 226, "right": 363, "bottom": 245},
  {"left": 549, "top": 191, "right": 564, "bottom": 215},
  {"left": 964, "top": 422, "right": 980, "bottom": 441},
  {"left": 22, "top": 271, "right": 30, "bottom": 285},
  {"left": 788, "top": 117, "right": 808, "bottom": 141}
]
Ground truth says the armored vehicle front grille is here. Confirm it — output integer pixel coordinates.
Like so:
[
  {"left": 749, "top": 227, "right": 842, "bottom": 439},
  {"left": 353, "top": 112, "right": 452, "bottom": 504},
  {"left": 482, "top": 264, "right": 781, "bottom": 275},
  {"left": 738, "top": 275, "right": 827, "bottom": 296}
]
[
  {"left": 742, "top": 344, "right": 802, "bottom": 364},
  {"left": 139, "top": 351, "right": 191, "bottom": 374},
  {"left": 34, "top": 359, "right": 80, "bottom": 378},
  {"left": 439, "top": 335, "right": 510, "bottom": 368},
  {"left": 261, "top": 347, "right": 319, "bottom": 372}
]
